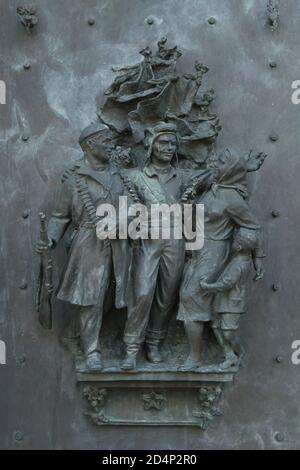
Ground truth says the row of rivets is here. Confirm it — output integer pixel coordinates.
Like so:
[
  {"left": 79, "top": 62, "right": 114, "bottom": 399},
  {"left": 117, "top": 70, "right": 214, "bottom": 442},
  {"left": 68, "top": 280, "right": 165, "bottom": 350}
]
[
  {"left": 16, "top": 7, "right": 278, "bottom": 33},
  {"left": 271, "top": 203, "right": 280, "bottom": 292},
  {"left": 16, "top": 6, "right": 99, "bottom": 30},
  {"left": 11, "top": 428, "right": 287, "bottom": 444},
  {"left": 268, "top": 0, "right": 280, "bottom": 302},
  {"left": 145, "top": 16, "right": 217, "bottom": 26}
]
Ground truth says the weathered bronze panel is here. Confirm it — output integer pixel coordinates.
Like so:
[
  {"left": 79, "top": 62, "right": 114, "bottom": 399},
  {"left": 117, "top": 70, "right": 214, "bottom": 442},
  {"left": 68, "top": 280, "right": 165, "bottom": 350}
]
[{"left": 1, "top": 0, "right": 299, "bottom": 450}]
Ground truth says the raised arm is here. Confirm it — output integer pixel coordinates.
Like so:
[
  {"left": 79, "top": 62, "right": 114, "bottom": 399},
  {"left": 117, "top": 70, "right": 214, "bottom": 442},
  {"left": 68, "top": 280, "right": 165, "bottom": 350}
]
[
  {"left": 181, "top": 168, "right": 217, "bottom": 202},
  {"left": 200, "top": 264, "right": 243, "bottom": 293}
]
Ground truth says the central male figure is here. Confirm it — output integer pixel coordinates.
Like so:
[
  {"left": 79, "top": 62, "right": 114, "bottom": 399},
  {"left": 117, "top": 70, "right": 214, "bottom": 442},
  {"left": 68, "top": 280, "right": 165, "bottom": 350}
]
[{"left": 121, "top": 122, "right": 213, "bottom": 370}]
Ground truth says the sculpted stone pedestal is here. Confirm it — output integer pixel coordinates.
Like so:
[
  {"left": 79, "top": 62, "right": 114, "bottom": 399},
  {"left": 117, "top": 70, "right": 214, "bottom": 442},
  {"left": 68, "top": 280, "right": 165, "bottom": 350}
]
[
  {"left": 69, "top": 310, "right": 238, "bottom": 427},
  {"left": 77, "top": 358, "right": 237, "bottom": 427}
]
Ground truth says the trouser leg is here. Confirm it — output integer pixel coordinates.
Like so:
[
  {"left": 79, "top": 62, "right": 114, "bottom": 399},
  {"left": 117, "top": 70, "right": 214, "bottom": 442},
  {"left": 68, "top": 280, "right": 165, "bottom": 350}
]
[
  {"left": 78, "top": 305, "right": 102, "bottom": 357},
  {"left": 213, "top": 328, "right": 234, "bottom": 357},
  {"left": 146, "top": 239, "right": 185, "bottom": 348},
  {"left": 78, "top": 253, "right": 112, "bottom": 359},
  {"left": 212, "top": 327, "right": 239, "bottom": 368},
  {"left": 212, "top": 313, "right": 241, "bottom": 362},
  {"left": 223, "top": 330, "right": 239, "bottom": 355},
  {"left": 221, "top": 329, "right": 239, "bottom": 368},
  {"left": 123, "top": 240, "right": 161, "bottom": 350}
]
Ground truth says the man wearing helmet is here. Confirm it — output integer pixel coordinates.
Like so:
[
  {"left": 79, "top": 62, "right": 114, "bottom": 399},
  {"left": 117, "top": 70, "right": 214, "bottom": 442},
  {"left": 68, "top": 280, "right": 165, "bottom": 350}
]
[
  {"left": 121, "top": 122, "right": 214, "bottom": 370},
  {"left": 36, "top": 122, "right": 131, "bottom": 371}
]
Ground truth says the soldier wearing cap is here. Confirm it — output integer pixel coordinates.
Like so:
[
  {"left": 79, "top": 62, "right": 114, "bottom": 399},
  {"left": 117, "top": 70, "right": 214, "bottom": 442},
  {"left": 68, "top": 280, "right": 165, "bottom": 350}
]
[
  {"left": 121, "top": 122, "right": 214, "bottom": 370},
  {"left": 36, "top": 122, "right": 131, "bottom": 370}
]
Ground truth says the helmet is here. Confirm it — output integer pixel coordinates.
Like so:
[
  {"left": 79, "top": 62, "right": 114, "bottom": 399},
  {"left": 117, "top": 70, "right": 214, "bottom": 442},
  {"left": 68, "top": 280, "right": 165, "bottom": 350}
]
[{"left": 79, "top": 122, "right": 110, "bottom": 146}]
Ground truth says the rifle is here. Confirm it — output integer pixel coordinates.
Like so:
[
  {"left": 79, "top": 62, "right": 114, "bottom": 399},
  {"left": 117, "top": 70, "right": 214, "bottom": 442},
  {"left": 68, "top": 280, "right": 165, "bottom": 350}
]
[{"left": 36, "top": 212, "right": 53, "bottom": 329}]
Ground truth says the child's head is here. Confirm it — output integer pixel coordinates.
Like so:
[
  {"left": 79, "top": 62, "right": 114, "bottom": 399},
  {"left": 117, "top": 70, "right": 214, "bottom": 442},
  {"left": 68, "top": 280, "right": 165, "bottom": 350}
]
[{"left": 232, "top": 228, "right": 257, "bottom": 254}]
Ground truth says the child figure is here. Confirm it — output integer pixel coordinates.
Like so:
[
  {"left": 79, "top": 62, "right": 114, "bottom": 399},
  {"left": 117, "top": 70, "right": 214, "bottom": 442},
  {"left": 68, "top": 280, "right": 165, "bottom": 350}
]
[{"left": 200, "top": 228, "right": 259, "bottom": 370}]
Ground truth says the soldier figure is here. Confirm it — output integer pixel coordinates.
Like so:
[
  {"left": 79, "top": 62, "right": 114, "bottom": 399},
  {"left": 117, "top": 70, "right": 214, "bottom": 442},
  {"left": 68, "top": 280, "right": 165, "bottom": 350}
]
[
  {"left": 36, "top": 122, "right": 131, "bottom": 370},
  {"left": 121, "top": 122, "right": 214, "bottom": 370}
]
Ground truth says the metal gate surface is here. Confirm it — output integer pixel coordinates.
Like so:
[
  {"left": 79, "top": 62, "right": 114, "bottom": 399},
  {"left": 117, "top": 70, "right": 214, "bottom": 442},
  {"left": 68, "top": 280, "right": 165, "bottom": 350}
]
[{"left": 0, "top": 0, "right": 300, "bottom": 450}]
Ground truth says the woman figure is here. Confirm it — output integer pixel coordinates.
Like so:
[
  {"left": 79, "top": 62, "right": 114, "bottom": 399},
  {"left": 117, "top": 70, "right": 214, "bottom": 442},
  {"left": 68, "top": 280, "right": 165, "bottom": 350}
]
[{"left": 177, "top": 148, "right": 265, "bottom": 370}]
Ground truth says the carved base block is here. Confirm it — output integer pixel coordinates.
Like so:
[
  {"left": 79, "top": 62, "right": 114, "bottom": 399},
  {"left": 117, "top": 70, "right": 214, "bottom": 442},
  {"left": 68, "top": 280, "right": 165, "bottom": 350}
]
[
  {"left": 73, "top": 315, "right": 239, "bottom": 427},
  {"left": 78, "top": 368, "right": 236, "bottom": 427}
]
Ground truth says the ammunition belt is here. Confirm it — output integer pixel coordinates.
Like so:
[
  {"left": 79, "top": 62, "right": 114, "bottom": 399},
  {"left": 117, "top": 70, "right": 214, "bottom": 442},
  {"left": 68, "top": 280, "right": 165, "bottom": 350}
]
[{"left": 75, "top": 173, "right": 98, "bottom": 226}]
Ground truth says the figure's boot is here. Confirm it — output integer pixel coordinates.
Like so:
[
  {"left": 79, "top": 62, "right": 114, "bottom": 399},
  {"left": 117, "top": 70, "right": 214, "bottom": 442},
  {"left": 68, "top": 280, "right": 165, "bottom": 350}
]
[
  {"left": 219, "top": 351, "right": 240, "bottom": 370},
  {"left": 85, "top": 351, "right": 103, "bottom": 371},
  {"left": 145, "top": 339, "right": 163, "bottom": 364},
  {"left": 121, "top": 345, "right": 139, "bottom": 370}
]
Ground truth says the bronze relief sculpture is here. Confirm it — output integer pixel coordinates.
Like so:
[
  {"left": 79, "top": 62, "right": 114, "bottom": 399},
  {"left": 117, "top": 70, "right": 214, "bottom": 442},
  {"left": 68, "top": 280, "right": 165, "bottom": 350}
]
[
  {"left": 121, "top": 122, "right": 214, "bottom": 371},
  {"left": 36, "top": 38, "right": 267, "bottom": 427},
  {"left": 177, "top": 149, "right": 265, "bottom": 371},
  {"left": 37, "top": 122, "right": 132, "bottom": 370}
]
